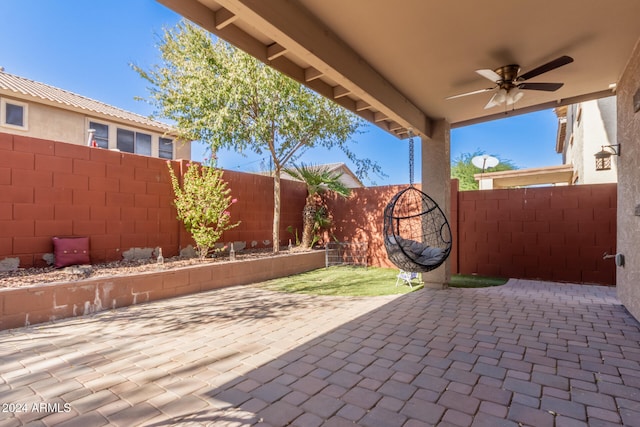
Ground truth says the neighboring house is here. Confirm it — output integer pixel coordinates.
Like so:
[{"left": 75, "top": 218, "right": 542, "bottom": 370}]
[
  {"left": 280, "top": 162, "right": 364, "bottom": 188},
  {"left": 474, "top": 96, "right": 618, "bottom": 190},
  {"left": 555, "top": 96, "right": 617, "bottom": 184},
  {"left": 474, "top": 164, "right": 573, "bottom": 190},
  {"left": 0, "top": 69, "right": 190, "bottom": 160}
]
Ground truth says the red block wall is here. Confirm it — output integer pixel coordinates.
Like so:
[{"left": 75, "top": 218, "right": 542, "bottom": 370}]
[
  {"left": 457, "top": 185, "right": 617, "bottom": 285},
  {"left": 174, "top": 160, "right": 307, "bottom": 254},
  {"left": 326, "top": 182, "right": 459, "bottom": 273},
  {"left": 1, "top": 132, "right": 618, "bottom": 285},
  {"left": 0, "top": 133, "right": 305, "bottom": 268},
  {"left": 326, "top": 184, "right": 404, "bottom": 268},
  {"left": 328, "top": 182, "right": 616, "bottom": 286}
]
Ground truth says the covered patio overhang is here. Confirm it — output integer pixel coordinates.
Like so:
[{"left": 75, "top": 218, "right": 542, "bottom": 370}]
[
  {"left": 158, "top": 0, "right": 638, "bottom": 135},
  {"left": 157, "top": 0, "right": 640, "bottom": 318}
]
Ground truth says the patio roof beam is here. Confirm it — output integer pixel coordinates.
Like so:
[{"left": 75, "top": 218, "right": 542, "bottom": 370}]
[
  {"left": 333, "top": 86, "right": 351, "bottom": 99},
  {"left": 452, "top": 89, "right": 616, "bottom": 128},
  {"left": 214, "top": 7, "right": 236, "bottom": 30},
  {"left": 374, "top": 112, "right": 389, "bottom": 123},
  {"left": 158, "top": 0, "right": 432, "bottom": 139},
  {"left": 355, "top": 100, "right": 372, "bottom": 111},
  {"left": 304, "top": 67, "right": 323, "bottom": 82},
  {"left": 267, "top": 43, "right": 287, "bottom": 61}
]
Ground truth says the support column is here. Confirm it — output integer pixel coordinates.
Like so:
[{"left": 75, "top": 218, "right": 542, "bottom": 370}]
[
  {"left": 421, "top": 119, "right": 451, "bottom": 289},
  {"left": 615, "top": 40, "right": 640, "bottom": 321}
]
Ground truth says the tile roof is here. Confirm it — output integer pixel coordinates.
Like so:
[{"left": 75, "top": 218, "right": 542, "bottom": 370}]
[
  {"left": 274, "top": 162, "right": 364, "bottom": 188},
  {"left": 0, "top": 70, "right": 174, "bottom": 132},
  {"left": 317, "top": 162, "right": 364, "bottom": 188}
]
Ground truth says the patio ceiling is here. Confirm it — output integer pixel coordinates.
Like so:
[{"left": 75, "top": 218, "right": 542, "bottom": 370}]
[{"left": 158, "top": 0, "right": 640, "bottom": 139}]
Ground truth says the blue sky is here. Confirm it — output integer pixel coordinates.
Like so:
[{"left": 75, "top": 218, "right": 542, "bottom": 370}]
[{"left": 1, "top": 0, "right": 562, "bottom": 185}]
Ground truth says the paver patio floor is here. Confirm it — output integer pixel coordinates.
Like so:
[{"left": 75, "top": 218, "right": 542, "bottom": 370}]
[{"left": 1, "top": 279, "right": 640, "bottom": 427}]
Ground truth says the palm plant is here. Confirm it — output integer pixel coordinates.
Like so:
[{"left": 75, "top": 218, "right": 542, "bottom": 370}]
[{"left": 284, "top": 163, "right": 351, "bottom": 248}]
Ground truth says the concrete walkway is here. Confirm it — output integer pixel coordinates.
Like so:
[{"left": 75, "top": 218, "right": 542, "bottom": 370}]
[{"left": 1, "top": 279, "right": 639, "bottom": 426}]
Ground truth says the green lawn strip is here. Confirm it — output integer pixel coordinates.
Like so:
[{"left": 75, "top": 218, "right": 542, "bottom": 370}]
[
  {"left": 257, "top": 266, "right": 508, "bottom": 296},
  {"left": 448, "top": 274, "right": 508, "bottom": 288},
  {"left": 257, "top": 266, "right": 422, "bottom": 296}
]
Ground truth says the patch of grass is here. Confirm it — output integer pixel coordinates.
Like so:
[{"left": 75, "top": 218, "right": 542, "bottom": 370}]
[
  {"left": 448, "top": 274, "right": 508, "bottom": 288},
  {"left": 257, "top": 266, "right": 422, "bottom": 296},
  {"left": 257, "top": 267, "right": 508, "bottom": 296}
]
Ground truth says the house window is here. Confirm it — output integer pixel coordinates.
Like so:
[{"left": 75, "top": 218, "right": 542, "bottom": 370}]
[
  {"left": 117, "top": 128, "right": 151, "bottom": 155},
  {"left": 117, "top": 129, "right": 134, "bottom": 153},
  {"left": 1, "top": 98, "right": 28, "bottom": 130},
  {"left": 159, "top": 137, "right": 173, "bottom": 159},
  {"left": 136, "top": 133, "right": 151, "bottom": 156},
  {"left": 89, "top": 122, "right": 109, "bottom": 149}
]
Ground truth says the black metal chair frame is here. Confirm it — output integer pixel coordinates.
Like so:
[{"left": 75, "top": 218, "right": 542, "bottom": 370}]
[{"left": 383, "top": 185, "right": 452, "bottom": 273}]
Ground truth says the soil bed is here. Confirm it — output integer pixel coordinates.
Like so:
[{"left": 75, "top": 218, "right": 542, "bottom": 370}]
[{"left": 0, "top": 248, "right": 303, "bottom": 289}]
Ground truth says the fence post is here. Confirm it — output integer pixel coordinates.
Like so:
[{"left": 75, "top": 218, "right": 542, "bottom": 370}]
[{"left": 325, "top": 244, "right": 329, "bottom": 268}]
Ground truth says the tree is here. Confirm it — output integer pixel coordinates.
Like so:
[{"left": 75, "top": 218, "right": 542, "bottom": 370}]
[
  {"left": 167, "top": 162, "right": 239, "bottom": 259},
  {"left": 134, "top": 21, "right": 382, "bottom": 252},
  {"left": 283, "top": 163, "right": 351, "bottom": 248},
  {"left": 451, "top": 150, "right": 518, "bottom": 191}
]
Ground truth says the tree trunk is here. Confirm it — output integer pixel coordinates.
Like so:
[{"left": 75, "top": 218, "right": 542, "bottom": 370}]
[
  {"left": 272, "top": 170, "right": 281, "bottom": 253},
  {"left": 301, "top": 202, "right": 317, "bottom": 248}
]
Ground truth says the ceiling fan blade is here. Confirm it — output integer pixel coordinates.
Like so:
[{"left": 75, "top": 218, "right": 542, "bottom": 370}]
[
  {"left": 518, "top": 55, "right": 573, "bottom": 81},
  {"left": 445, "top": 87, "right": 494, "bottom": 100},
  {"left": 476, "top": 69, "right": 501, "bottom": 82},
  {"left": 518, "top": 82, "right": 564, "bottom": 91}
]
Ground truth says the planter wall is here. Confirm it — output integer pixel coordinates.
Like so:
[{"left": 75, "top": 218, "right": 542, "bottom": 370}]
[{"left": 0, "top": 251, "right": 325, "bottom": 331}]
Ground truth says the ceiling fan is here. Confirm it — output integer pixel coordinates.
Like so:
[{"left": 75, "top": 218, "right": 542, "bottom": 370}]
[{"left": 446, "top": 55, "right": 574, "bottom": 109}]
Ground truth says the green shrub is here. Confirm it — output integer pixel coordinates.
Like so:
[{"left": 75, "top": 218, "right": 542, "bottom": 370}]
[{"left": 168, "top": 162, "right": 240, "bottom": 259}]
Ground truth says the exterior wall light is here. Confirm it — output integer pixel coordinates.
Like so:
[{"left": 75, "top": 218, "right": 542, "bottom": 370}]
[{"left": 594, "top": 144, "right": 621, "bottom": 171}]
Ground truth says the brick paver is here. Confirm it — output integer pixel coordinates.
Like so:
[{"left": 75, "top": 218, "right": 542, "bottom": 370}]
[{"left": 1, "top": 279, "right": 639, "bottom": 426}]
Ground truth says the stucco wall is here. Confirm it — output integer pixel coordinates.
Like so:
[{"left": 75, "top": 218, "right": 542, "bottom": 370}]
[
  {"left": 0, "top": 95, "right": 190, "bottom": 160},
  {"left": 562, "top": 97, "right": 617, "bottom": 184},
  {"left": 0, "top": 98, "right": 85, "bottom": 144},
  {"left": 616, "top": 39, "right": 640, "bottom": 319},
  {"left": 175, "top": 139, "right": 191, "bottom": 160},
  {"left": 581, "top": 98, "right": 618, "bottom": 184}
]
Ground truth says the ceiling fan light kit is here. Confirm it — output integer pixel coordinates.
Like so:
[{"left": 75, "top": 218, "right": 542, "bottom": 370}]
[
  {"left": 485, "top": 87, "right": 525, "bottom": 109},
  {"left": 447, "top": 55, "right": 574, "bottom": 109}
]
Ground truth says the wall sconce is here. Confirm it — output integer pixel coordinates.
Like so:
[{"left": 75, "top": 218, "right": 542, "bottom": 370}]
[{"left": 594, "top": 144, "right": 621, "bottom": 171}]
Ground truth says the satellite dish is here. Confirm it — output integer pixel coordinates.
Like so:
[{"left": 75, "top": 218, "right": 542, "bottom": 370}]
[{"left": 472, "top": 155, "right": 500, "bottom": 171}]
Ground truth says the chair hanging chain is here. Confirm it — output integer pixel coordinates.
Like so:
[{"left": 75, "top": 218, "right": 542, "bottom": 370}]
[{"left": 408, "top": 135, "right": 415, "bottom": 185}]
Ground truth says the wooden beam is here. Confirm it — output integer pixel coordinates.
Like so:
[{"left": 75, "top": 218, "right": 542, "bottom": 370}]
[
  {"left": 215, "top": 7, "right": 237, "bottom": 30},
  {"left": 388, "top": 121, "right": 402, "bottom": 132},
  {"left": 358, "top": 109, "right": 374, "bottom": 122},
  {"left": 452, "top": 89, "right": 615, "bottom": 128},
  {"left": 211, "top": 0, "right": 432, "bottom": 138},
  {"left": 267, "top": 43, "right": 287, "bottom": 61},
  {"left": 158, "top": 0, "right": 269, "bottom": 63},
  {"left": 355, "top": 100, "right": 371, "bottom": 111},
  {"left": 374, "top": 112, "right": 388, "bottom": 123},
  {"left": 304, "top": 67, "right": 323, "bottom": 82},
  {"left": 333, "top": 86, "right": 351, "bottom": 99},
  {"left": 376, "top": 121, "right": 390, "bottom": 131},
  {"left": 158, "top": 0, "right": 432, "bottom": 139}
]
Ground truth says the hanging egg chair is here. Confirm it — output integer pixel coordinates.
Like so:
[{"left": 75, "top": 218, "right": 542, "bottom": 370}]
[{"left": 383, "top": 134, "right": 452, "bottom": 273}]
